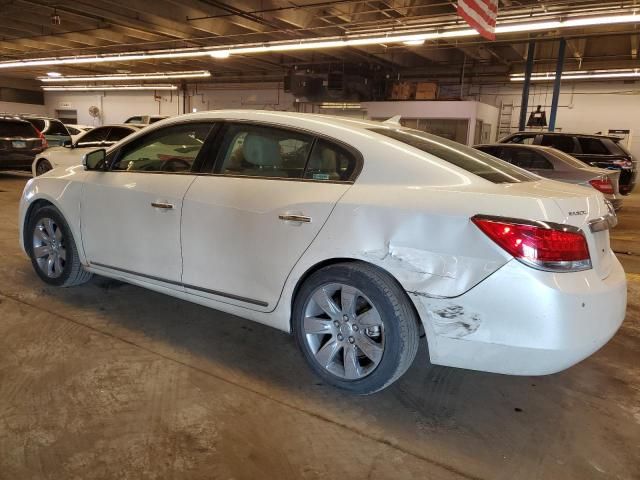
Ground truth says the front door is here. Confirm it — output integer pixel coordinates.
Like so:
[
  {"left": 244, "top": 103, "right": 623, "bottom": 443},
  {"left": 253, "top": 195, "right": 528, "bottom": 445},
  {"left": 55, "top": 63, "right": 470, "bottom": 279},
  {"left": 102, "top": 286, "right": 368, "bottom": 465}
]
[
  {"left": 80, "top": 122, "right": 214, "bottom": 284},
  {"left": 181, "top": 123, "right": 359, "bottom": 311}
]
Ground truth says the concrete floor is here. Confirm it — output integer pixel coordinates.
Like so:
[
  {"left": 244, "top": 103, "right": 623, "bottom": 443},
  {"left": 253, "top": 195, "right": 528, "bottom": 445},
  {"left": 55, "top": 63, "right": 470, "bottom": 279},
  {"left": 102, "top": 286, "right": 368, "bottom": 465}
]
[{"left": 0, "top": 173, "right": 638, "bottom": 480}]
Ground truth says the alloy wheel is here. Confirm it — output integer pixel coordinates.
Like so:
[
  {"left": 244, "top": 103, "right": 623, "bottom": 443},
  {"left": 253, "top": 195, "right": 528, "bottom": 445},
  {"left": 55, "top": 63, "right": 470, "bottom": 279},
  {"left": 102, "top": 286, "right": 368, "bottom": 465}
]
[
  {"left": 32, "top": 217, "right": 67, "bottom": 279},
  {"left": 303, "top": 283, "right": 385, "bottom": 380}
]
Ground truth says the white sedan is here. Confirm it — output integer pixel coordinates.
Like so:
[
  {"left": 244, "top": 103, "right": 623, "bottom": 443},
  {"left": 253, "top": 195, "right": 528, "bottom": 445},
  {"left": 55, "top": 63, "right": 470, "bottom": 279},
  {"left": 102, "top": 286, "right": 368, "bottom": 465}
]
[
  {"left": 18, "top": 110, "right": 627, "bottom": 394},
  {"left": 32, "top": 124, "right": 143, "bottom": 176}
]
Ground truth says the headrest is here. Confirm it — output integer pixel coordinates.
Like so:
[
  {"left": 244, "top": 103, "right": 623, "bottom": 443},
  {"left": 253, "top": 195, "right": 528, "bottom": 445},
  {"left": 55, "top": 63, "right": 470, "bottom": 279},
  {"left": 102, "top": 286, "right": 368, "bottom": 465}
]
[{"left": 243, "top": 133, "right": 281, "bottom": 167}]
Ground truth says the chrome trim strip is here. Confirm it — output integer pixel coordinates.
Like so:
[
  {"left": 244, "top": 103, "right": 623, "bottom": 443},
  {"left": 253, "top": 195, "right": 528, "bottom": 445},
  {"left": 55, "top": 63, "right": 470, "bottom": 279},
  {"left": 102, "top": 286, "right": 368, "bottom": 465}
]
[{"left": 90, "top": 262, "right": 269, "bottom": 307}]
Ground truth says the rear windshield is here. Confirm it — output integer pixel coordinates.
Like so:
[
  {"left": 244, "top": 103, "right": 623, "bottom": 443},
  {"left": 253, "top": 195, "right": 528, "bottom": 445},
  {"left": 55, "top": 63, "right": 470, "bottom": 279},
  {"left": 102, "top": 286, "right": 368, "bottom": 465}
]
[
  {"left": 0, "top": 120, "right": 37, "bottom": 137},
  {"left": 548, "top": 149, "right": 589, "bottom": 169},
  {"left": 25, "top": 118, "right": 46, "bottom": 132},
  {"left": 370, "top": 128, "right": 537, "bottom": 183}
]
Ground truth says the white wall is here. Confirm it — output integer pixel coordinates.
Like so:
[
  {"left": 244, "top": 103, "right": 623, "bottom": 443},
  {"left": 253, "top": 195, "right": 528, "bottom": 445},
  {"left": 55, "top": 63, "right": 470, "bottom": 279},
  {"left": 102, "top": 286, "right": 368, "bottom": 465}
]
[
  {"left": 45, "top": 90, "right": 182, "bottom": 125},
  {"left": 470, "top": 81, "right": 640, "bottom": 157}
]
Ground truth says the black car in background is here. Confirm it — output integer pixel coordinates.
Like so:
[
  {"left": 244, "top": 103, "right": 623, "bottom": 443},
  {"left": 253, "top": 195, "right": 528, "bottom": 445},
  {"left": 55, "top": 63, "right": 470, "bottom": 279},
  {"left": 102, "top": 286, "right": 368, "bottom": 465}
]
[
  {"left": 499, "top": 132, "right": 637, "bottom": 195},
  {"left": 0, "top": 117, "right": 47, "bottom": 171},
  {"left": 21, "top": 116, "right": 71, "bottom": 147}
]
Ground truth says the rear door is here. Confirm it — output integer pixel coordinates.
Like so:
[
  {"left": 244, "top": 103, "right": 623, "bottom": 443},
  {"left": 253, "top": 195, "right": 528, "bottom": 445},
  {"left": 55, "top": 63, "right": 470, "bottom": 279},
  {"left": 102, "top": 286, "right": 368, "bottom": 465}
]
[{"left": 180, "top": 122, "right": 358, "bottom": 311}]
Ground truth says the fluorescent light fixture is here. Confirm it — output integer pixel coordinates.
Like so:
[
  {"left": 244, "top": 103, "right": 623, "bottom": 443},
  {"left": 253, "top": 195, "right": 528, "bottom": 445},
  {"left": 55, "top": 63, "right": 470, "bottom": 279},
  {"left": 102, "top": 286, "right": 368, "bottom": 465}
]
[
  {"left": 210, "top": 50, "right": 230, "bottom": 59},
  {"left": 42, "top": 84, "right": 178, "bottom": 91},
  {"left": 510, "top": 68, "right": 640, "bottom": 81},
  {"left": 403, "top": 39, "right": 426, "bottom": 46},
  {"left": 38, "top": 70, "right": 210, "bottom": 82},
  {"left": 318, "top": 102, "right": 362, "bottom": 109},
  {"left": 46, "top": 71, "right": 62, "bottom": 77},
  {"left": 2, "top": 11, "right": 639, "bottom": 69}
]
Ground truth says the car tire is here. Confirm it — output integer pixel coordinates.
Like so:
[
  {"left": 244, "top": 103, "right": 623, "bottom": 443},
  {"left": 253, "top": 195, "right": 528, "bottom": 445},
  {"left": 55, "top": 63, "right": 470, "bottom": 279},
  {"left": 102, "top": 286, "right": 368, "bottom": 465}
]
[
  {"left": 26, "top": 205, "right": 92, "bottom": 287},
  {"left": 293, "top": 261, "right": 420, "bottom": 395},
  {"left": 35, "top": 159, "right": 52, "bottom": 176}
]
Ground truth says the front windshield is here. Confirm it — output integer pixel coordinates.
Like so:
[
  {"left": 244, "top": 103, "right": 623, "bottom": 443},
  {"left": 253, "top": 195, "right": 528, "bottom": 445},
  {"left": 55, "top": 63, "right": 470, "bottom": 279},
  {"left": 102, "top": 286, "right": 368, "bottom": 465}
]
[{"left": 369, "top": 127, "right": 538, "bottom": 183}]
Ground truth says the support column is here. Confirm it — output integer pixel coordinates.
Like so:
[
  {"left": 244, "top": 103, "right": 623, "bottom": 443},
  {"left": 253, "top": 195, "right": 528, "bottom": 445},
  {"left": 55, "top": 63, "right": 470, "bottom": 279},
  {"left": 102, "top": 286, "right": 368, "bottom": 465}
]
[
  {"left": 548, "top": 38, "right": 566, "bottom": 132},
  {"left": 518, "top": 41, "right": 536, "bottom": 131}
]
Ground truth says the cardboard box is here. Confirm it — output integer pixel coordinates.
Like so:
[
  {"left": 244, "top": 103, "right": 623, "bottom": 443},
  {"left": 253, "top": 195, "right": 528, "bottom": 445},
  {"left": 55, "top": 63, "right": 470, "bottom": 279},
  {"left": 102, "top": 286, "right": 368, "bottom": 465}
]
[
  {"left": 415, "top": 82, "right": 438, "bottom": 100},
  {"left": 390, "top": 82, "right": 415, "bottom": 100}
]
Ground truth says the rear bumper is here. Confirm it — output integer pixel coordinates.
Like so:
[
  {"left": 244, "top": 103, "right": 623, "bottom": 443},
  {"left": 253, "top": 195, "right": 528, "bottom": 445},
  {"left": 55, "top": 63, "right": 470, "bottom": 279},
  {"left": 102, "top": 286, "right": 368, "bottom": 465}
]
[
  {"left": 0, "top": 150, "right": 42, "bottom": 169},
  {"left": 411, "top": 257, "right": 627, "bottom": 375}
]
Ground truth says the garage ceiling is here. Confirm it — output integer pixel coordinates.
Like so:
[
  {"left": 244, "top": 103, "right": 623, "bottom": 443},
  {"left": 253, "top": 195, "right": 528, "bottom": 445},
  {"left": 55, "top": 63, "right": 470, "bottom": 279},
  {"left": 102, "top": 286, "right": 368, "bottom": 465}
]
[{"left": 0, "top": 0, "right": 639, "bottom": 84}]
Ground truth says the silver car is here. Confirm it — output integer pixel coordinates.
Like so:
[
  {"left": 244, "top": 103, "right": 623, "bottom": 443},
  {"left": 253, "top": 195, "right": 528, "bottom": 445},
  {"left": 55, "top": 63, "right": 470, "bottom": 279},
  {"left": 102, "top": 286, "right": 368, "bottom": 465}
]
[{"left": 475, "top": 144, "right": 623, "bottom": 210}]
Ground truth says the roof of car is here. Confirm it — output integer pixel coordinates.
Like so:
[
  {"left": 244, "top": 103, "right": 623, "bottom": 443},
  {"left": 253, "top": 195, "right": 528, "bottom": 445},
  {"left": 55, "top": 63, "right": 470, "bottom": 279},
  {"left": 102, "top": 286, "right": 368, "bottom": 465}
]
[
  {"left": 506, "top": 131, "right": 621, "bottom": 141},
  {"left": 0, "top": 115, "right": 31, "bottom": 123}
]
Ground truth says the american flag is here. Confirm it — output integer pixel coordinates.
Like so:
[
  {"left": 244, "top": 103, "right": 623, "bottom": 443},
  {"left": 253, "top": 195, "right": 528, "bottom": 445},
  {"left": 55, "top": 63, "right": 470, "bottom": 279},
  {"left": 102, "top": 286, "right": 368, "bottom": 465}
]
[{"left": 457, "top": 0, "right": 498, "bottom": 41}]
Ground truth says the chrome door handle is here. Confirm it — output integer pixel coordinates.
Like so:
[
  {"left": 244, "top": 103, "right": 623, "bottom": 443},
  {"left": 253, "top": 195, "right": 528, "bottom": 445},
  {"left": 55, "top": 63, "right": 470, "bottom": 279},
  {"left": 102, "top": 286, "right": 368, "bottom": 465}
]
[
  {"left": 278, "top": 214, "right": 311, "bottom": 223},
  {"left": 151, "top": 202, "right": 174, "bottom": 210}
]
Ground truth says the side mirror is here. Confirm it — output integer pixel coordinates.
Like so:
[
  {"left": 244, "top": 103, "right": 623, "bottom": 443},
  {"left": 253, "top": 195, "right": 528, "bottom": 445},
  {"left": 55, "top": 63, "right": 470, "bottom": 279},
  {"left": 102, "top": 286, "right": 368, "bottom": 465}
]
[
  {"left": 62, "top": 139, "right": 73, "bottom": 148},
  {"left": 83, "top": 148, "right": 107, "bottom": 171}
]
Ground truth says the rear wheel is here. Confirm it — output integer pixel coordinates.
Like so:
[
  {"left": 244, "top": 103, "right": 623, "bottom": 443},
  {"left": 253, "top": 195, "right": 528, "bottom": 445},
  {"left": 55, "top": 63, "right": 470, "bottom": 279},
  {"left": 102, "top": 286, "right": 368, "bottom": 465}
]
[
  {"left": 293, "top": 262, "right": 419, "bottom": 394},
  {"left": 35, "top": 159, "right": 52, "bottom": 176},
  {"left": 27, "top": 205, "right": 92, "bottom": 287}
]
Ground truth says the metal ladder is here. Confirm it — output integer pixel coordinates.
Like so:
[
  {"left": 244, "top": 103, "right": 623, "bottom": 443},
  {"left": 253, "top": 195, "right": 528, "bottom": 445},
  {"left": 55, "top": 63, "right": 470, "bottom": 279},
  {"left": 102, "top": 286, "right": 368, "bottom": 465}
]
[{"left": 497, "top": 102, "right": 514, "bottom": 140}]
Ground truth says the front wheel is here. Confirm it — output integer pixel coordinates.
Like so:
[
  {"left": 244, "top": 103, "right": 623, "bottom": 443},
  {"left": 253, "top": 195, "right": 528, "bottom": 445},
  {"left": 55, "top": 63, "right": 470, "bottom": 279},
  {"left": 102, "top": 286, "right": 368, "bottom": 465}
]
[
  {"left": 35, "top": 159, "right": 52, "bottom": 176},
  {"left": 27, "top": 205, "right": 92, "bottom": 287},
  {"left": 293, "top": 262, "right": 420, "bottom": 394}
]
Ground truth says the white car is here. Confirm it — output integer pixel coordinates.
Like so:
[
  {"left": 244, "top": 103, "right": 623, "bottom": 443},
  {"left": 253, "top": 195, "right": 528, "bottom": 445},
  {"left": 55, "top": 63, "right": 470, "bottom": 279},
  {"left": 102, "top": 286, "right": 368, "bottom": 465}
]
[
  {"left": 65, "top": 124, "right": 94, "bottom": 143},
  {"left": 32, "top": 124, "right": 143, "bottom": 176},
  {"left": 18, "top": 111, "right": 627, "bottom": 394}
]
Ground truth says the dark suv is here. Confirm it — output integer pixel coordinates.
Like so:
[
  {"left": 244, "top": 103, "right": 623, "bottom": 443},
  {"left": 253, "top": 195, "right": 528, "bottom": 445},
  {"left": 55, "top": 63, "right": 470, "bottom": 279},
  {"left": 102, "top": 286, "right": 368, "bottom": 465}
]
[
  {"left": 499, "top": 132, "right": 637, "bottom": 195},
  {"left": 0, "top": 117, "right": 47, "bottom": 171}
]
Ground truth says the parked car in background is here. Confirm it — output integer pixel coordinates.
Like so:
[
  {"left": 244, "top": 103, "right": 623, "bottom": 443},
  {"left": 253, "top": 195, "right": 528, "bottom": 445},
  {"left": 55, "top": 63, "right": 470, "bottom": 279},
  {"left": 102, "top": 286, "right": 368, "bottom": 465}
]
[
  {"left": 65, "top": 124, "right": 93, "bottom": 143},
  {"left": 21, "top": 116, "right": 71, "bottom": 147},
  {"left": 499, "top": 132, "right": 637, "bottom": 195},
  {"left": 475, "top": 144, "right": 623, "bottom": 210},
  {"left": 19, "top": 111, "right": 626, "bottom": 394},
  {"left": 0, "top": 116, "right": 47, "bottom": 171},
  {"left": 32, "top": 124, "right": 143, "bottom": 176},
  {"left": 124, "top": 115, "right": 168, "bottom": 125}
]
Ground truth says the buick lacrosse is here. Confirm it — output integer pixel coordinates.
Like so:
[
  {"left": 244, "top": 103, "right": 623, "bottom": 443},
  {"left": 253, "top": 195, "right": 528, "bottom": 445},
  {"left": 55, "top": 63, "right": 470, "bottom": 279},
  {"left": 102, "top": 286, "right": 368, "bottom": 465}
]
[{"left": 18, "top": 110, "right": 627, "bottom": 394}]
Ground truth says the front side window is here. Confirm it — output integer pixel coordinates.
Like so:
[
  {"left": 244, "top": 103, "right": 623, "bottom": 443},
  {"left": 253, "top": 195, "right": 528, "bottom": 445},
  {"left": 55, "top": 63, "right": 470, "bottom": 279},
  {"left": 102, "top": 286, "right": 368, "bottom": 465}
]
[
  {"left": 216, "top": 124, "right": 313, "bottom": 179},
  {"left": 112, "top": 123, "right": 212, "bottom": 173},
  {"left": 76, "top": 127, "right": 110, "bottom": 148},
  {"left": 304, "top": 139, "right": 358, "bottom": 181},
  {"left": 370, "top": 127, "right": 537, "bottom": 183}
]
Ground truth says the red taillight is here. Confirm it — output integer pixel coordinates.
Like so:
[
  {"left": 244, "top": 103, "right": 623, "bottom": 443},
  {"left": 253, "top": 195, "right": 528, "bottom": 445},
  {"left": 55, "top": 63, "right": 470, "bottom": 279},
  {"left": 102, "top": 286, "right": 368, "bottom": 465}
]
[
  {"left": 472, "top": 216, "right": 591, "bottom": 272},
  {"left": 589, "top": 177, "right": 614, "bottom": 195},
  {"left": 35, "top": 128, "right": 48, "bottom": 149}
]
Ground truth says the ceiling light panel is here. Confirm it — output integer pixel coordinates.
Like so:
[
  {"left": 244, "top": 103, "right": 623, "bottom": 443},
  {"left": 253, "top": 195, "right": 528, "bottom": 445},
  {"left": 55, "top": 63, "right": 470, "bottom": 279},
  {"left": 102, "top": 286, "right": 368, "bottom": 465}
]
[
  {"left": 38, "top": 70, "right": 210, "bottom": 82},
  {"left": 42, "top": 84, "right": 178, "bottom": 91}
]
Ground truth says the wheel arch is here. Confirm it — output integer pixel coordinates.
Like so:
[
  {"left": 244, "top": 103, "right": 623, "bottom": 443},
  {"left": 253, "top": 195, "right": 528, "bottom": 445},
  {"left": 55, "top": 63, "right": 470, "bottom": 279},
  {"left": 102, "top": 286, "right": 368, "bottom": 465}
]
[
  {"left": 22, "top": 198, "right": 56, "bottom": 255},
  {"left": 288, "top": 257, "right": 423, "bottom": 335}
]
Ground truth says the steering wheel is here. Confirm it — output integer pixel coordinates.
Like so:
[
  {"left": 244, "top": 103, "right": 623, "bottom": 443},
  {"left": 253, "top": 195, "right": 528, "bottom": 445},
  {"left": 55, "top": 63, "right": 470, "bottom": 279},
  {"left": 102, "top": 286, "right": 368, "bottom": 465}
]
[{"left": 159, "top": 158, "right": 191, "bottom": 172}]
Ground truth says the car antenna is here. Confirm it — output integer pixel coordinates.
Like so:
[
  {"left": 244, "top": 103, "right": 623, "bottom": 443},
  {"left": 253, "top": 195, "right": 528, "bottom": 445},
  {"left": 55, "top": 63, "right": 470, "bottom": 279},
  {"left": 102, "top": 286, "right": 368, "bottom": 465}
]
[{"left": 382, "top": 115, "right": 402, "bottom": 126}]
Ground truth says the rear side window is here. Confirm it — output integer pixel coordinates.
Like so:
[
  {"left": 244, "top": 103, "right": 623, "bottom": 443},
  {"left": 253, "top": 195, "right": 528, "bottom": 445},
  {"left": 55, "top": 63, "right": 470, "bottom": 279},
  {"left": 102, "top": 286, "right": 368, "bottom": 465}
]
[
  {"left": 67, "top": 126, "right": 80, "bottom": 135},
  {"left": 304, "top": 139, "right": 358, "bottom": 181},
  {"left": 506, "top": 134, "right": 536, "bottom": 145},
  {"left": 76, "top": 127, "right": 110, "bottom": 147},
  {"left": 107, "top": 127, "right": 135, "bottom": 142},
  {"left": 371, "top": 128, "right": 537, "bottom": 183},
  {"left": 540, "top": 135, "right": 577, "bottom": 153},
  {"left": 125, "top": 116, "right": 143, "bottom": 124},
  {"left": 502, "top": 149, "right": 553, "bottom": 170},
  {"left": 26, "top": 118, "right": 45, "bottom": 132},
  {"left": 216, "top": 123, "right": 313, "bottom": 179},
  {"left": 475, "top": 146, "right": 501, "bottom": 157},
  {"left": 578, "top": 137, "right": 608, "bottom": 155},
  {"left": 47, "top": 120, "right": 69, "bottom": 136},
  {"left": 603, "top": 138, "right": 630, "bottom": 156},
  {"left": 0, "top": 120, "right": 37, "bottom": 137}
]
